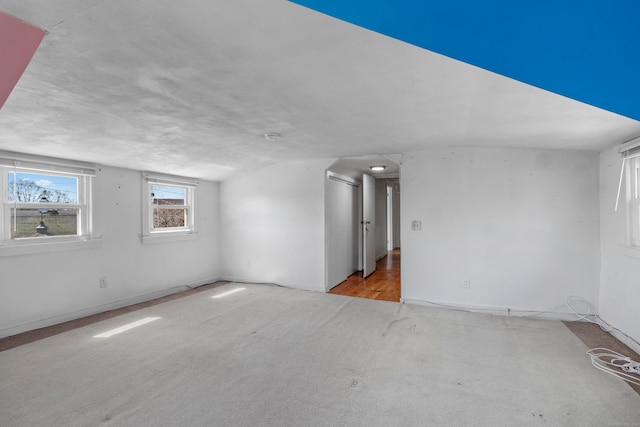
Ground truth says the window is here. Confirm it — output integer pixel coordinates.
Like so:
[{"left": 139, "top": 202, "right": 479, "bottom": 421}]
[
  {"left": 142, "top": 172, "right": 197, "bottom": 243},
  {"left": 617, "top": 138, "right": 640, "bottom": 248},
  {"left": 0, "top": 152, "right": 98, "bottom": 255},
  {"left": 628, "top": 156, "right": 640, "bottom": 247}
]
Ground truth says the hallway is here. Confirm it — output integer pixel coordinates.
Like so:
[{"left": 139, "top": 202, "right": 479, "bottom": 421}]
[{"left": 329, "top": 249, "right": 400, "bottom": 302}]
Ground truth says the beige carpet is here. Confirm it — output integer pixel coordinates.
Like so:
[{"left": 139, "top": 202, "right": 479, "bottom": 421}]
[{"left": 1, "top": 283, "right": 639, "bottom": 426}]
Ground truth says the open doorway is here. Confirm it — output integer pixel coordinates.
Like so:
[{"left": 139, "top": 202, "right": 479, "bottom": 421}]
[
  {"left": 325, "top": 156, "right": 401, "bottom": 302},
  {"left": 387, "top": 180, "right": 401, "bottom": 252},
  {"left": 329, "top": 248, "right": 400, "bottom": 302}
]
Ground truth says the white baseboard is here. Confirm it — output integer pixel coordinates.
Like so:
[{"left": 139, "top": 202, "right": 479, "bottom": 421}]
[
  {"left": 402, "top": 297, "right": 640, "bottom": 355},
  {"left": 401, "top": 297, "right": 576, "bottom": 321},
  {"left": 0, "top": 276, "right": 221, "bottom": 339},
  {"left": 608, "top": 329, "right": 640, "bottom": 355},
  {"left": 220, "top": 275, "right": 324, "bottom": 293}
]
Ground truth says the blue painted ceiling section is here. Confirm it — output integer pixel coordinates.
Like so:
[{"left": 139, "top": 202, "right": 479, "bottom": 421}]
[{"left": 290, "top": 0, "right": 640, "bottom": 121}]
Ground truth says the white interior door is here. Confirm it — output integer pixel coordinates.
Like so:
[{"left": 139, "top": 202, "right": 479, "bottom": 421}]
[{"left": 362, "top": 173, "right": 376, "bottom": 277}]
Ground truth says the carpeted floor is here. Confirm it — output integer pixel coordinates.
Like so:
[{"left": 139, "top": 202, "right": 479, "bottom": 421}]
[{"left": 1, "top": 283, "right": 639, "bottom": 426}]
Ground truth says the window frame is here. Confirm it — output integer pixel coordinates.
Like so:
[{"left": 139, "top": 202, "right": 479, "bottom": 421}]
[
  {"left": 626, "top": 156, "right": 640, "bottom": 248},
  {"left": 141, "top": 172, "right": 198, "bottom": 244},
  {"left": 0, "top": 151, "right": 99, "bottom": 256}
]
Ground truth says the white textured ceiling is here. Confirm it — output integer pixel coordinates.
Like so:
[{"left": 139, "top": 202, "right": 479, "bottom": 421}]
[{"left": 1, "top": 0, "right": 639, "bottom": 181}]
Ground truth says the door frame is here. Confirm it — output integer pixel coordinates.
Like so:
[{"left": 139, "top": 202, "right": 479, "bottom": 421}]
[{"left": 362, "top": 173, "right": 376, "bottom": 278}]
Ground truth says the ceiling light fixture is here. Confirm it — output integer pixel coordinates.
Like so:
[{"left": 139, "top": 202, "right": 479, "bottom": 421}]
[
  {"left": 264, "top": 133, "right": 281, "bottom": 141},
  {"left": 370, "top": 165, "right": 386, "bottom": 172}
]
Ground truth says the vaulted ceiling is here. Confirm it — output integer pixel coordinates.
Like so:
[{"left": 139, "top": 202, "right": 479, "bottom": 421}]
[{"left": 1, "top": 0, "right": 639, "bottom": 181}]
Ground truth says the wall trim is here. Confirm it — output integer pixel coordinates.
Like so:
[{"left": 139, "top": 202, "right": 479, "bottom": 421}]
[
  {"left": 220, "top": 275, "right": 324, "bottom": 293},
  {"left": 401, "top": 297, "right": 576, "bottom": 321},
  {"left": 0, "top": 237, "right": 102, "bottom": 257},
  {"left": 403, "top": 297, "right": 640, "bottom": 354},
  {"left": 0, "top": 276, "right": 221, "bottom": 339},
  {"left": 327, "top": 170, "right": 361, "bottom": 187},
  {"left": 608, "top": 329, "right": 640, "bottom": 356}
]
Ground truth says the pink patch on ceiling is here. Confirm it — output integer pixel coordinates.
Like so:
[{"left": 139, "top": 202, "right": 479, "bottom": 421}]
[{"left": 0, "top": 11, "right": 45, "bottom": 109}]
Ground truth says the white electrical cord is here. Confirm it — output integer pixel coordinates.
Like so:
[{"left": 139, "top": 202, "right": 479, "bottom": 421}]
[
  {"left": 586, "top": 348, "right": 640, "bottom": 386},
  {"left": 567, "top": 296, "right": 626, "bottom": 333},
  {"left": 566, "top": 295, "right": 608, "bottom": 328},
  {"left": 614, "top": 156, "right": 626, "bottom": 212},
  {"left": 565, "top": 296, "right": 640, "bottom": 385},
  {"left": 412, "top": 295, "right": 640, "bottom": 351},
  {"left": 567, "top": 295, "right": 640, "bottom": 347}
]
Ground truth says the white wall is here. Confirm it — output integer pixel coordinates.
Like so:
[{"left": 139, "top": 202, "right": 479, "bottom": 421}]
[
  {"left": 599, "top": 146, "right": 640, "bottom": 350},
  {"left": 401, "top": 147, "right": 600, "bottom": 315},
  {"left": 325, "top": 175, "right": 359, "bottom": 290},
  {"left": 219, "top": 159, "right": 334, "bottom": 292},
  {"left": 7, "top": 147, "right": 633, "bottom": 348},
  {"left": 0, "top": 165, "right": 220, "bottom": 337}
]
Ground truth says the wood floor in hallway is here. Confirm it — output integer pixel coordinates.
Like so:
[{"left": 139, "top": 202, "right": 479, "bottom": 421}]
[{"left": 329, "top": 249, "right": 401, "bottom": 302}]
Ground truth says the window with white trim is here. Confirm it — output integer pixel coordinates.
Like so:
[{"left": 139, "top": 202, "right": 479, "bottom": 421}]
[
  {"left": 0, "top": 152, "right": 97, "bottom": 252},
  {"left": 627, "top": 156, "right": 640, "bottom": 247},
  {"left": 142, "top": 172, "right": 197, "bottom": 243},
  {"left": 616, "top": 138, "right": 640, "bottom": 248}
]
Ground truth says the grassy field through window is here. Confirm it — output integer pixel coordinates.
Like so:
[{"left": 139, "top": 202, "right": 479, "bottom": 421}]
[{"left": 11, "top": 208, "right": 78, "bottom": 238}]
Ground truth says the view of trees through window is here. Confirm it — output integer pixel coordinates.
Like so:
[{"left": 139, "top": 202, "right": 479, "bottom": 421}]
[{"left": 7, "top": 172, "right": 78, "bottom": 238}]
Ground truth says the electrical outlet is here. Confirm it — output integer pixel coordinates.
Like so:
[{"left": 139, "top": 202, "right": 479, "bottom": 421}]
[
  {"left": 463, "top": 279, "right": 471, "bottom": 289},
  {"left": 99, "top": 276, "right": 108, "bottom": 288},
  {"left": 411, "top": 220, "right": 422, "bottom": 231}
]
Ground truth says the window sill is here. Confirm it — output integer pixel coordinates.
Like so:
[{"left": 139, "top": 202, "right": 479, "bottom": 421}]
[
  {"left": 0, "top": 237, "right": 102, "bottom": 257},
  {"left": 141, "top": 231, "right": 198, "bottom": 245},
  {"left": 621, "top": 244, "right": 640, "bottom": 258}
]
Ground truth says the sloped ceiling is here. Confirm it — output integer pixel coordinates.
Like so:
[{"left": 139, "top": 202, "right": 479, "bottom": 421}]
[
  {"left": 292, "top": 0, "right": 640, "bottom": 122},
  {"left": 0, "top": 0, "right": 638, "bottom": 181}
]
